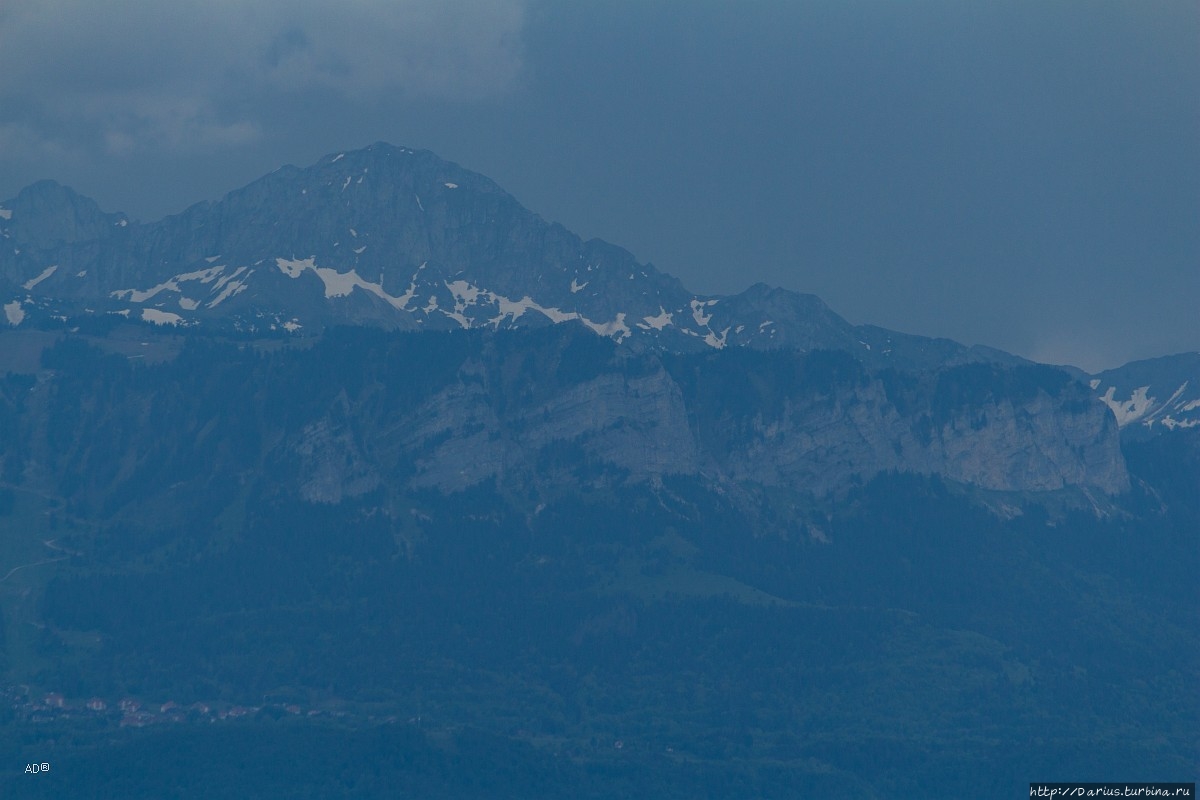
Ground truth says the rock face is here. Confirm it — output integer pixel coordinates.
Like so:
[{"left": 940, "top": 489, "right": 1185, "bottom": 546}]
[
  {"left": 399, "top": 362, "right": 699, "bottom": 493},
  {"left": 0, "top": 329, "right": 1128, "bottom": 518},
  {"left": 1, "top": 143, "right": 1023, "bottom": 372},
  {"left": 378, "top": 353, "right": 1127, "bottom": 497},
  {"left": 670, "top": 353, "right": 1129, "bottom": 496}
]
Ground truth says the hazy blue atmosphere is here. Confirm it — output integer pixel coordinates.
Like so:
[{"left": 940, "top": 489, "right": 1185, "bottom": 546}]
[{"left": 0, "top": 1, "right": 1195, "bottom": 372}]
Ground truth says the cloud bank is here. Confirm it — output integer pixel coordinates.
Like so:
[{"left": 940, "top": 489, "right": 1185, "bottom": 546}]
[{"left": 0, "top": 0, "right": 525, "bottom": 156}]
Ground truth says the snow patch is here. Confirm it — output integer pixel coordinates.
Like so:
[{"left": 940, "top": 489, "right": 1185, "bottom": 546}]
[
  {"left": 208, "top": 267, "right": 251, "bottom": 307},
  {"left": 446, "top": 280, "right": 483, "bottom": 306},
  {"left": 142, "top": 308, "right": 183, "bottom": 326},
  {"left": 690, "top": 298, "right": 717, "bottom": 327},
  {"left": 22, "top": 265, "right": 57, "bottom": 290},
  {"left": 341, "top": 176, "right": 351, "bottom": 192},
  {"left": 275, "top": 257, "right": 314, "bottom": 279},
  {"left": 0, "top": 208, "right": 11, "bottom": 220},
  {"left": 111, "top": 266, "right": 224, "bottom": 302},
  {"left": 392, "top": 263, "right": 425, "bottom": 310},
  {"left": 277, "top": 259, "right": 631, "bottom": 341},
  {"left": 1147, "top": 383, "right": 1191, "bottom": 426},
  {"left": 492, "top": 295, "right": 535, "bottom": 323},
  {"left": 640, "top": 307, "right": 673, "bottom": 331},
  {"left": 704, "top": 326, "right": 731, "bottom": 349},
  {"left": 179, "top": 298, "right": 199, "bottom": 310},
  {"left": 583, "top": 312, "right": 630, "bottom": 340},
  {"left": 206, "top": 280, "right": 245, "bottom": 307},
  {"left": 1160, "top": 416, "right": 1200, "bottom": 430},
  {"left": 444, "top": 278, "right": 631, "bottom": 340},
  {"left": 276, "top": 256, "right": 415, "bottom": 311},
  {"left": 1088, "top": 378, "right": 1101, "bottom": 390},
  {"left": 1099, "top": 385, "right": 1155, "bottom": 427},
  {"left": 211, "top": 266, "right": 246, "bottom": 291},
  {"left": 415, "top": 195, "right": 424, "bottom": 211},
  {"left": 1099, "top": 382, "right": 1198, "bottom": 431},
  {"left": 331, "top": 153, "right": 344, "bottom": 162},
  {"left": 353, "top": 246, "right": 366, "bottom": 254},
  {"left": 570, "top": 278, "right": 588, "bottom": 293},
  {"left": 3, "top": 301, "right": 24, "bottom": 325},
  {"left": 444, "top": 182, "right": 458, "bottom": 189}
]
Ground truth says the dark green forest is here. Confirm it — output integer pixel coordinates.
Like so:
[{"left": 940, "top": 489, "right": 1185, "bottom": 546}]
[{"left": 0, "top": 327, "right": 1195, "bottom": 797}]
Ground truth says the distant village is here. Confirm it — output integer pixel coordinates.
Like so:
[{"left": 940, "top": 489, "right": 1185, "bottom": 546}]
[{"left": 1, "top": 684, "right": 365, "bottom": 729}]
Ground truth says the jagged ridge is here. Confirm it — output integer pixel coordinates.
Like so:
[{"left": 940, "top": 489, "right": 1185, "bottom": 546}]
[{"left": 2, "top": 143, "right": 1022, "bottom": 372}]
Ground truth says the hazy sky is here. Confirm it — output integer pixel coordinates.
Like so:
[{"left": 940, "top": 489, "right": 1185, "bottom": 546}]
[{"left": 1, "top": 1, "right": 1195, "bottom": 371}]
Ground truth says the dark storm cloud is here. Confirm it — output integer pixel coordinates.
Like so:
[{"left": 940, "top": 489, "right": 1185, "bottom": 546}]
[{"left": 0, "top": 0, "right": 524, "bottom": 155}]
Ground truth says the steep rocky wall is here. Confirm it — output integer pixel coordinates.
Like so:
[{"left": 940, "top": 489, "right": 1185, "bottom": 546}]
[{"left": 3, "top": 331, "right": 1129, "bottom": 518}]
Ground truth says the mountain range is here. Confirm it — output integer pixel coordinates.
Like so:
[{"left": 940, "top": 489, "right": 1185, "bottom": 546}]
[
  {"left": 3, "top": 143, "right": 1196, "bottom": 437},
  {"left": 0, "top": 144, "right": 1196, "bottom": 796},
  {"left": 0, "top": 143, "right": 1052, "bottom": 368}
]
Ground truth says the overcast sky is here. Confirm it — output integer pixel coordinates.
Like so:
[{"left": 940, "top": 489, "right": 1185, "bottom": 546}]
[{"left": 1, "top": 1, "right": 1195, "bottom": 371}]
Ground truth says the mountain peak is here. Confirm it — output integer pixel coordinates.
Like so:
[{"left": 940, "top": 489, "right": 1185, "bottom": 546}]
[
  {"left": 0, "top": 145, "right": 1030, "bottom": 373},
  {"left": 12, "top": 179, "right": 94, "bottom": 214},
  {"left": 4, "top": 179, "right": 124, "bottom": 249}
]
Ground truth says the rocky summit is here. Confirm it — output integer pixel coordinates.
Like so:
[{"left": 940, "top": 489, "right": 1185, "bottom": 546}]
[{"left": 2, "top": 143, "right": 1021, "bottom": 371}]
